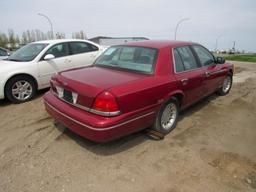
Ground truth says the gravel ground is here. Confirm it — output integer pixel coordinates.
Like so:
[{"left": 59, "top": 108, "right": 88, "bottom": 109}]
[{"left": 0, "top": 61, "right": 256, "bottom": 192}]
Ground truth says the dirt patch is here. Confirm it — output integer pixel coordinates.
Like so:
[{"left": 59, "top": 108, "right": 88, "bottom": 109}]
[
  {"left": 0, "top": 61, "right": 256, "bottom": 192},
  {"left": 201, "top": 149, "right": 256, "bottom": 189}
]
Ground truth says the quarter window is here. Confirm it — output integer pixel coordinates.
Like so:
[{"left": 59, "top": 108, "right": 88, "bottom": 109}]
[
  {"left": 69, "top": 42, "right": 99, "bottom": 55},
  {"left": 46, "top": 43, "right": 69, "bottom": 58},
  {"left": 192, "top": 45, "right": 215, "bottom": 66},
  {"left": 174, "top": 46, "right": 198, "bottom": 72}
]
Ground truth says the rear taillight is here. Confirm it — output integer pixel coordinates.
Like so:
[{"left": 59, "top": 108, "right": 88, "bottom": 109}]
[{"left": 91, "top": 91, "right": 120, "bottom": 116}]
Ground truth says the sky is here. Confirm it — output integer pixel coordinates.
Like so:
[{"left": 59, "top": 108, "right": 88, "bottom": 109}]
[{"left": 0, "top": 0, "right": 256, "bottom": 52}]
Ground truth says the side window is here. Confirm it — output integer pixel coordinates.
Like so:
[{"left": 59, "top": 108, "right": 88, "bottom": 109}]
[
  {"left": 46, "top": 43, "right": 69, "bottom": 58},
  {"left": 192, "top": 45, "right": 214, "bottom": 66},
  {"left": 176, "top": 46, "right": 198, "bottom": 70},
  {"left": 173, "top": 49, "right": 185, "bottom": 72},
  {"left": 90, "top": 44, "right": 99, "bottom": 51},
  {"left": 70, "top": 42, "right": 99, "bottom": 55}
]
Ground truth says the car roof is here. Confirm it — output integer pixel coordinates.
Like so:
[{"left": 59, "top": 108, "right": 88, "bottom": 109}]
[
  {"left": 31, "top": 39, "right": 96, "bottom": 45},
  {"left": 123, "top": 40, "right": 198, "bottom": 49}
]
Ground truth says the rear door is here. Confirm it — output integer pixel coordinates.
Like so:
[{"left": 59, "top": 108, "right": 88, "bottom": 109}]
[
  {"left": 191, "top": 45, "right": 225, "bottom": 94},
  {"left": 38, "top": 42, "right": 74, "bottom": 87},
  {"left": 69, "top": 41, "right": 100, "bottom": 67},
  {"left": 173, "top": 46, "right": 205, "bottom": 108}
]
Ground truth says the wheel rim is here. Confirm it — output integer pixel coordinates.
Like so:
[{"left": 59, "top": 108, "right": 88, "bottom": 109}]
[
  {"left": 11, "top": 80, "right": 33, "bottom": 101},
  {"left": 222, "top": 76, "right": 232, "bottom": 93},
  {"left": 161, "top": 103, "right": 177, "bottom": 131}
]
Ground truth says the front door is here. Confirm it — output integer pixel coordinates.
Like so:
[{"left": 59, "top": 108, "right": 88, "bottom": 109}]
[
  {"left": 173, "top": 46, "right": 205, "bottom": 108},
  {"left": 191, "top": 45, "right": 225, "bottom": 94}
]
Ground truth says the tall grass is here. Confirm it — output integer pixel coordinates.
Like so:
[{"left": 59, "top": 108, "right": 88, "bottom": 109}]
[{"left": 223, "top": 54, "right": 256, "bottom": 62}]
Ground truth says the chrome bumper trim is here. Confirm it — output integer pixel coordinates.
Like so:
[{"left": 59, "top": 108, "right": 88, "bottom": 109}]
[{"left": 44, "top": 100, "right": 155, "bottom": 131}]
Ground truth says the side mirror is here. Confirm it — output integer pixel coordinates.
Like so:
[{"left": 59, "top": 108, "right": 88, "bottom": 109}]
[
  {"left": 44, "top": 54, "right": 55, "bottom": 60},
  {"left": 215, "top": 57, "right": 225, "bottom": 64}
]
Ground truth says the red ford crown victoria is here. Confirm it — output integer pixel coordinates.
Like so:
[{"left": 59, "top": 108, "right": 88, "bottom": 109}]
[{"left": 43, "top": 40, "right": 233, "bottom": 142}]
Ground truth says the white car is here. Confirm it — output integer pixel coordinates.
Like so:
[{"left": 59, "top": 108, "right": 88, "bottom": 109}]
[{"left": 0, "top": 39, "right": 105, "bottom": 103}]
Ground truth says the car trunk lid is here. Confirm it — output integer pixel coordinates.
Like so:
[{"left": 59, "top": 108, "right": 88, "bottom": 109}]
[{"left": 53, "top": 66, "right": 149, "bottom": 108}]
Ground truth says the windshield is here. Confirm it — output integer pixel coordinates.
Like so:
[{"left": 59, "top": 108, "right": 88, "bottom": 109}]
[
  {"left": 95, "top": 46, "right": 158, "bottom": 74},
  {"left": 8, "top": 43, "right": 48, "bottom": 62}
]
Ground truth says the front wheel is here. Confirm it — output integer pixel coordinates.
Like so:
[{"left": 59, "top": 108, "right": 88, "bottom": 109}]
[
  {"left": 5, "top": 76, "right": 36, "bottom": 103},
  {"left": 152, "top": 97, "right": 179, "bottom": 135},
  {"left": 217, "top": 74, "right": 233, "bottom": 96}
]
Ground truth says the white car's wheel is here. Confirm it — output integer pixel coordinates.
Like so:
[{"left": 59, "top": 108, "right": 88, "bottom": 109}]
[{"left": 5, "top": 76, "right": 36, "bottom": 103}]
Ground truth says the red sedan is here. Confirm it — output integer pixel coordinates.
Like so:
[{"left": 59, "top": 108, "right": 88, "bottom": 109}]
[{"left": 43, "top": 40, "right": 233, "bottom": 142}]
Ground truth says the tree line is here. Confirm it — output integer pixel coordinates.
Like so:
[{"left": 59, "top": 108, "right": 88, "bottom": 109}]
[{"left": 0, "top": 29, "right": 88, "bottom": 50}]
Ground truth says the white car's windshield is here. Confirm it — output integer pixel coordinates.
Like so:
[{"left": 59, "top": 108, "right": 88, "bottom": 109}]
[
  {"left": 95, "top": 46, "right": 158, "bottom": 74},
  {"left": 8, "top": 43, "right": 48, "bottom": 62}
]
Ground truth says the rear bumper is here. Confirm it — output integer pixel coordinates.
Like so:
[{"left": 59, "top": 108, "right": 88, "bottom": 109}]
[{"left": 43, "top": 92, "right": 156, "bottom": 142}]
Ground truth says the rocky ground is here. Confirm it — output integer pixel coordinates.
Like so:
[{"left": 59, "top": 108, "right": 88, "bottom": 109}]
[{"left": 0, "top": 61, "right": 256, "bottom": 192}]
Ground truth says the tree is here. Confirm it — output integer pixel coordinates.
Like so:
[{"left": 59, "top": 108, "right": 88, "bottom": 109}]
[
  {"left": 56, "top": 32, "right": 65, "bottom": 39},
  {"left": 8, "top": 29, "right": 16, "bottom": 49},
  {"left": 0, "top": 29, "right": 89, "bottom": 49},
  {"left": 0, "top": 32, "right": 9, "bottom": 48},
  {"left": 21, "top": 31, "right": 28, "bottom": 44},
  {"left": 72, "top": 30, "right": 87, "bottom": 39}
]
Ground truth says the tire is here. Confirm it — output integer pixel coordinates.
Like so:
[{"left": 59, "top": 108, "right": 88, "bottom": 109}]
[
  {"left": 217, "top": 74, "right": 233, "bottom": 96},
  {"left": 5, "top": 76, "right": 36, "bottom": 103},
  {"left": 152, "top": 97, "right": 180, "bottom": 135}
]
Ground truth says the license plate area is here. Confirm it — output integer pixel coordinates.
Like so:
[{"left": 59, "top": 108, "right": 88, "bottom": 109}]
[{"left": 63, "top": 89, "right": 73, "bottom": 103}]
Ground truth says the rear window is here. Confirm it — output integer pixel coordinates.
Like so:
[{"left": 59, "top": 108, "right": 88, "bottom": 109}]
[
  {"left": 95, "top": 46, "right": 158, "bottom": 74},
  {"left": 69, "top": 42, "right": 99, "bottom": 55}
]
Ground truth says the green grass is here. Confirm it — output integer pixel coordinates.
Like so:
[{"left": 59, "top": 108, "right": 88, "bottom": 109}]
[{"left": 222, "top": 54, "right": 256, "bottom": 62}]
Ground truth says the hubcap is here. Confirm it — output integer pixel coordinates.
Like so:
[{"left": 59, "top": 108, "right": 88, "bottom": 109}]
[
  {"left": 12, "top": 80, "right": 33, "bottom": 101},
  {"left": 222, "top": 76, "right": 231, "bottom": 93},
  {"left": 161, "top": 103, "right": 177, "bottom": 131}
]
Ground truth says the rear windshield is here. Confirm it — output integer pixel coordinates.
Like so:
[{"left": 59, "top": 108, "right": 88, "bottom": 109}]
[{"left": 94, "top": 46, "right": 158, "bottom": 74}]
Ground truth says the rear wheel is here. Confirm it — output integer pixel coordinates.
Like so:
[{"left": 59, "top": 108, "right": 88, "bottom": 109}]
[
  {"left": 5, "top": 76, "right": 36, "bottom": 103},
  {"left": 152, "top": 97, "right": 179, "bottom": 135},
  {"left": 217, "top": 74, "right": 232, "bottom": 96}
]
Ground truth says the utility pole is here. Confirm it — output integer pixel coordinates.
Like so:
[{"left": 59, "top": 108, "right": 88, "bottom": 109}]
[
  {"left": 232, "top": 41, "right": 236, "bottom": 50},
  {"left": 38, "top": 13, "right": 54, "bottom": 39},
  {"left": 174, "top": 18, "right": 190, "bottom": 40},
  {"left": 215, "top": 35, "right": 223, "bottom": 52}
]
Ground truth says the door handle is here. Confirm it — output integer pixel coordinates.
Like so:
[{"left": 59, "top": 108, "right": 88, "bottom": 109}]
[
  {"left": 65, "top": 59, "right": 72, "bottom": 63},
  {"left": 181, "top": 78, "right": 188, "bottom": 85}
]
